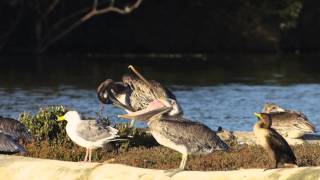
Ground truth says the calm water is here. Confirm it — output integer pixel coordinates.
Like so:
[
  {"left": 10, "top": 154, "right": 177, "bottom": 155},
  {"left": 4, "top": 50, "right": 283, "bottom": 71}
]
[{"left": 1, "top": 54, "right": 320, "bottom": 131}]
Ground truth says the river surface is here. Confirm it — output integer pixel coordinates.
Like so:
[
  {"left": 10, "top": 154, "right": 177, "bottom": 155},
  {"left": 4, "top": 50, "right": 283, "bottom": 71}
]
[{"left": 1, "top": 54, "right": 320, "bottom": 131}]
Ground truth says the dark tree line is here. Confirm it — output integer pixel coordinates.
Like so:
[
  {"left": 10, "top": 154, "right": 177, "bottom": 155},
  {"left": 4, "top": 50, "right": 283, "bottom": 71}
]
[
  {"left": 0, "top": 0, "right": 142, "bottom": 53},
  {"left": 0, "top": 0, "right": 319, "bottom": 54}
]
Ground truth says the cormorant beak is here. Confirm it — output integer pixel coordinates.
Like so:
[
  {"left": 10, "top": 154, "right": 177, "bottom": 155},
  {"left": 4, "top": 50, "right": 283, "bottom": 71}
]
[
  {"left": 57, "top": 115, "right": 65, "bottom": 122},
  {"left": 254, "top": 112, "right": 262, "bottom": 120},
  {"left": 118, "top": 99, "right": 172, "bottom": 121}
]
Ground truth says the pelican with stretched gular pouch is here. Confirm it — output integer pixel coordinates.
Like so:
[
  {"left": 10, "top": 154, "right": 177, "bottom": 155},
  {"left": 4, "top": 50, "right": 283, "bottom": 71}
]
[
  {"left": 118, "top": 98, "right": 229, "bottom": 176},
  {"left": 97, "top": 65, "right": 183, "bottom": 126}
]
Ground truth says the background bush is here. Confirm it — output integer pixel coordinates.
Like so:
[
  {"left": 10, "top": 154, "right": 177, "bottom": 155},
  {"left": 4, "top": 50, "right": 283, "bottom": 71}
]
[{"left": 19, "top": 105, "right": 68, "bottom": 143}]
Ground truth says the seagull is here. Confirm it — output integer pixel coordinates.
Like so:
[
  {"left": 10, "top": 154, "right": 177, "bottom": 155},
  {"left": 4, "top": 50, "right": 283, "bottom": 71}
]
[
  {"left": 57, "top": 111, "right": 122, "bottom": 162},
  {"left": 0, "top": 116, "right": 31, "bottom": 154}
]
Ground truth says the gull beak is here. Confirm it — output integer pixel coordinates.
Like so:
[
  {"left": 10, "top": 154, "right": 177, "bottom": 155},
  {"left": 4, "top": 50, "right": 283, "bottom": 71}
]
[
  {"left": 254, "top": 112, "right": 262, "bottom": 120},
  {"left": 118, "top": 99, "right": 172, "bottom": 121},
  {"left": 57, "top": 115, "right": 65, "bottom": 122}
]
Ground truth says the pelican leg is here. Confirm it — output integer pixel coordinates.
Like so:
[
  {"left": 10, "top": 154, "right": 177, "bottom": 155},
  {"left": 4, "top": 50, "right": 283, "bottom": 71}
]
[
  {"left": 129, "top": 120, "right": 135, "bottom": 128},
  {"left": 179, "top": 153, "right": 188, "bottom": 169},
  {"left": 88, "top": 148, "right": 92, "bottom": 163},
  {"left": 165, "top": 153, "right": 187, "bottom": 177}
]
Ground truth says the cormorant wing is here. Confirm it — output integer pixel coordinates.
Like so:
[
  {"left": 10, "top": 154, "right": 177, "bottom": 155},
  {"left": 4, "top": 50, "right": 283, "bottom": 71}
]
[
  {"left": 0, "top": 133, "right": 26, "bottom": 154},
  {"left": 267, "top": 129, "right": 296, "bottom": 163},
  {"left": 0, "top": 117, "right": 31, "bottom": 142}
]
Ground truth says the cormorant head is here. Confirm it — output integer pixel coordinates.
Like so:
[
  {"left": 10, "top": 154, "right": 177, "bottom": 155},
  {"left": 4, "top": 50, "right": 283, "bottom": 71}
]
[
  {"left": 254, "top": 112, "right": 272, "bottom": 128},
  {"left": 262, "top": 103, "right": 285, "bottom": 113},
  {"left": 97, "top": 79, "right": 135, "bottom": 111}
]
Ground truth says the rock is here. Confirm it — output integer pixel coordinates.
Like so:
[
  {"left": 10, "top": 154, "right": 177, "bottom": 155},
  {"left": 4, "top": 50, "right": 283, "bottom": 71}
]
[{"left": 0, "top": 155, "right": 319, "bottom": 180}]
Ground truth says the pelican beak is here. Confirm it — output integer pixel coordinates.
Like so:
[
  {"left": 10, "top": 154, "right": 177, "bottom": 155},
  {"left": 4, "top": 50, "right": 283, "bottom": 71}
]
[
  {"left": 57, "top": 115, "right": 65, "bottom": 122},
  {"left": 118, "top": 99, "right": 172, "bottom": 121},
  {"left": 107, "top": 91, "right": 135, "bottom": 112},
  {"left": 254, "top": 112, "right": 262, "bottom": 120}
]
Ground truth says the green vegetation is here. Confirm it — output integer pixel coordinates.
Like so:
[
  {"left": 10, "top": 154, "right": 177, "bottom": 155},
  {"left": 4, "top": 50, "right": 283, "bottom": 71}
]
[
  {"left": 24, "top": 141, "right": 320, "bottom": 170},
  {"left": 19, "top": 106, "right": 68, "bottom": 142}
]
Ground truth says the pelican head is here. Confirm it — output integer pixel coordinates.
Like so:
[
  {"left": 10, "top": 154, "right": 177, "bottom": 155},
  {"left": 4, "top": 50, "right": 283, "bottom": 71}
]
[
  {"left": 262, "top": 103, "right": 285, "bottom": 113},
  {"left": 166, "top": 98, "right": 183, "bottom": 117},
  {"left": 97, "top": 79, "right": 134, "bottom": 111}
]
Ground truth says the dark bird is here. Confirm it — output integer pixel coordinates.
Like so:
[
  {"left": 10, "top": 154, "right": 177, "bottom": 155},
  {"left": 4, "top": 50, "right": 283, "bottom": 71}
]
[
  {"left": 97, "top": 65, "right": 183, "bottom": 126},
  {"left": 0, "top": 116, "right": 31, "bottom": 154},
  {"left": 119, "top": 99, "right": 228, "bottom": 176},
  {"left": 262, "top": 103, "right": 316, "bottom": 138},
  {"left": 253, "top": 113, "right": 298, "bottom": 169}
]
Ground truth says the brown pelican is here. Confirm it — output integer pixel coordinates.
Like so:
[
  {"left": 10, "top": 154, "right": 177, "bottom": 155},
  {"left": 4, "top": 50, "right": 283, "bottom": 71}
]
[
  {"left": 0, "top": 116, "right": 31, "bottom": 154},
  {"left": 253, "top": 113, "right": 297, "bottom": 169},
  {"left": 57, "top": 111, "right": 122, "bottom": 162},
  {"left": 97, "top": 65, "right": 183, "bottom": 126},
  {"left": 261, "top": 103, "right": 316, "bottom": 138},
  {"left": 118, "top": 99, "right": 229, "bottom": 176}
]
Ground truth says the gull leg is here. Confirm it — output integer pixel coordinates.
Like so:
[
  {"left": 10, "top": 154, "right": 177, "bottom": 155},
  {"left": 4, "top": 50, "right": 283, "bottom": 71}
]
[
  {"left": 165, "top": 153, "right": 187, "bottom": 177},
  {"left": 82, "top": 148, "right": 89, "bottom": 162},
  {"left": 88, "top": 148, "right": 92, "bottom": 163}
]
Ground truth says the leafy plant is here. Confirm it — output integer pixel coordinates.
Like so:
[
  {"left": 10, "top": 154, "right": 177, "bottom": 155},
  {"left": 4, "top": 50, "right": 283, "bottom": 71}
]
[{"left": 19, "top": 105, "right": 68, "bottom": 142}]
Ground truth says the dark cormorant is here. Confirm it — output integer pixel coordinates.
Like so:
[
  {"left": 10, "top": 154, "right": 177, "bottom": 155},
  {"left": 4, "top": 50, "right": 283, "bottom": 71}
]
[
  {"left": 253, "top": 113, "right": 298, "bottom": 169},
  {"left": 0, "top": 116, "right": 31, "bottom": 154}
]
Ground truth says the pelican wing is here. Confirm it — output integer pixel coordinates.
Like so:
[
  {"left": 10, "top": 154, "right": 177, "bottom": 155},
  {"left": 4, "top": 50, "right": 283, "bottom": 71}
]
[
  {"left": 76, "top": 120, "right": 118, "bottom": 142},
  {"left": 271, "top": 112, "right": 316, "bottom": 133},
  {"left": 123, "top": 75, "right": 175, "bottom": 110},
  {"left": 153, "top": 118, "right": 229, "bottom": 154}
]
